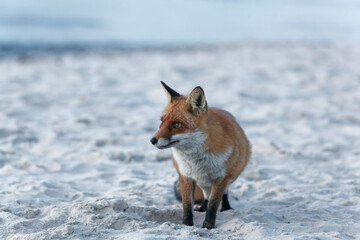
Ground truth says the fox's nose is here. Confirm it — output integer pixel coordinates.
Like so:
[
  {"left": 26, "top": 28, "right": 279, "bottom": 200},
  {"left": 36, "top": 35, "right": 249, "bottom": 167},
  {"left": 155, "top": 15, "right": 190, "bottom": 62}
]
[{"left": 150, "top": 137, "right": 158, "bottom": 145}]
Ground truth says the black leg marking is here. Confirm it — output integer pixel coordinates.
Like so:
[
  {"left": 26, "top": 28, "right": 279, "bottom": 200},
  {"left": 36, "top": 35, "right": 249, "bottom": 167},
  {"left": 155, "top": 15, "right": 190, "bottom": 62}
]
[
  {"left": 220, "top": 193, "right": 233, "bottom": 212},
  {"left": 202, "top": 203, "right": 217, "bottom": 229},
  {"left": 195, "top": 199, "right": 208, "bottom": 212},
  {"left": 183, "top": 206, "right": 194, "bottom": 226}
]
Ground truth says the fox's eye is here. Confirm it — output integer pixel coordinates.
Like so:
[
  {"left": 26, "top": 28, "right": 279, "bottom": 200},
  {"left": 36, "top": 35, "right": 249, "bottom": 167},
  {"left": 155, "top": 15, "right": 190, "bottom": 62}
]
[{"left": 173, "top": 122, "right": 183, "bottom": 129}]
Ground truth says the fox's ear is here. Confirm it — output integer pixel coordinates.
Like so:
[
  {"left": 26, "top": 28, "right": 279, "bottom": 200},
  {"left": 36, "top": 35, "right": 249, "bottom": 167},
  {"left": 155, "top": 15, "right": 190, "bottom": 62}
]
[
  {"left": 160, "top": 81, "right": 181, "bottom": 103},
  {"left": 186, "top": 86, "right": 207, "bottom": 116}
]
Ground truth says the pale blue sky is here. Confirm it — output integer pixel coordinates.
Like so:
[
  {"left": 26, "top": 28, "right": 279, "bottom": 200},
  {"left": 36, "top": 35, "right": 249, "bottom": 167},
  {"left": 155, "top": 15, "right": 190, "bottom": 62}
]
[{"left": 0, "top": 0, "right": 359, "bottom": 44}]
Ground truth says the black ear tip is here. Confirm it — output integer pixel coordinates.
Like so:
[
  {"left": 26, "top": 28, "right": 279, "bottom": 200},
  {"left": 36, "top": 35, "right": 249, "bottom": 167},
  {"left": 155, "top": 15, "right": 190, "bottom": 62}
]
[
  {"left": 160, "top": 81, "right": 170, "bottom": 89},
  {"left": 194, "top": 86, "right": 205, "bottom": 94},
  {"left": 160, "top": 81, "right": 181, "bottom": 97}
]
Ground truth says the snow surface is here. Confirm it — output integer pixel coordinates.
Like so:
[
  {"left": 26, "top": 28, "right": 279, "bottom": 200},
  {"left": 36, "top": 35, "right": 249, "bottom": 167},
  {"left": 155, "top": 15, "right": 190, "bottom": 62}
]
[{"left": 0, "top": 43, "right": 360, "bottom": 239}]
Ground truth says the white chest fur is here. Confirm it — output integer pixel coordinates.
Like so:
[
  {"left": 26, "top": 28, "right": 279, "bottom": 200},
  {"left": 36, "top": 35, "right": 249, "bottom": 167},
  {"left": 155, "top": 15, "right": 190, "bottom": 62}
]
[{"left": 172, "top": 133, "right": 232, "bottom": 187}]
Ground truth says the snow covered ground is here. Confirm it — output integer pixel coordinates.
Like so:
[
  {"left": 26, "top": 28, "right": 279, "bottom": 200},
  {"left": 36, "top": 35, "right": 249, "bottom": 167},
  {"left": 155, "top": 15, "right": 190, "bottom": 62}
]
[{"left": 0, "top": 43, "right": 360, "bottom": 239}]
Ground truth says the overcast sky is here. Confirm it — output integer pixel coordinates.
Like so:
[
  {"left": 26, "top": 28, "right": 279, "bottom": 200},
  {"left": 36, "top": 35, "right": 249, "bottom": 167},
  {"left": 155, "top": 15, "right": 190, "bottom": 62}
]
[{"left": 0, "top": 0, "right": 359, "bottom": 44}]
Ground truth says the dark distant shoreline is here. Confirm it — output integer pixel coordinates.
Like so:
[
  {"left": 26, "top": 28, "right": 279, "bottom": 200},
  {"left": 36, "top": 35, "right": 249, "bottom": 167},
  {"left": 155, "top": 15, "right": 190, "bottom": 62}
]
[
  {"left": 0, "top": 42, "right": 210, "bottom": 59},
  {"left": 0, "top": 40, "right": 342, "bottom": 59}
]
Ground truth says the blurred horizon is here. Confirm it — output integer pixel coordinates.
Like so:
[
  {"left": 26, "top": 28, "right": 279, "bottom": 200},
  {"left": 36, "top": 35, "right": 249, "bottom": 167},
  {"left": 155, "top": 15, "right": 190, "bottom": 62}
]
[{"left": 0, "top": 0, "right": 360, "bottom": 49}]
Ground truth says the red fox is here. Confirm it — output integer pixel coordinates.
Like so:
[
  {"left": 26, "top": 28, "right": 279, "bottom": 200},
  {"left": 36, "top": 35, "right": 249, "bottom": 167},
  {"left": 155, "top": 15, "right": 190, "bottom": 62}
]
[{"left": 151, "top": 82, "right": 251, "bottom": 229}]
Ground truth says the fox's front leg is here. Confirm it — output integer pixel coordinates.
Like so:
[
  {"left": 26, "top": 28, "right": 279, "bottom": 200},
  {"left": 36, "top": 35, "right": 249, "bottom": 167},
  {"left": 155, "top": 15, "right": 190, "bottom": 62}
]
[
  {"left": 203, "top": 180, "right": 228, "bottom": 229},
  {"left": 179, "top": 176, "right": 195, "bottom": 226}
]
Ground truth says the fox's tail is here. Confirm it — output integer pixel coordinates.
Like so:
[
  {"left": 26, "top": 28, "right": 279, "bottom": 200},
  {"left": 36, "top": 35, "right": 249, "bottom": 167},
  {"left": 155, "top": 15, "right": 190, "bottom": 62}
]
[{"left": 174, "top": 179, "right": 204, "bottom": 204}]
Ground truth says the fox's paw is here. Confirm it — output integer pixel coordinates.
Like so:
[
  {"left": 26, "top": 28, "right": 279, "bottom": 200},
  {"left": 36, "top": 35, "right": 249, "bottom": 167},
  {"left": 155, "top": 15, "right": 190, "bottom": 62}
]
[
  {"left": 220, "top": 206, "right": 233, "bottom": 212},
  {"left": 195, "top": 206, "right": 207, "bottom": 212},
  {"left": 202, "top": 220, "right": 215, "bottom": 229},
  {"left": 220, "top": 194, "right": 232, "bottom": 212},
  {"left": 183, "top": 220, "right": 194, "bottom": 226},
  {"left": 183, "top": 217, "right": 194, "bottom": 226},
  {"left": 195, "top": 200, "right": 208, "bottom": 212}
]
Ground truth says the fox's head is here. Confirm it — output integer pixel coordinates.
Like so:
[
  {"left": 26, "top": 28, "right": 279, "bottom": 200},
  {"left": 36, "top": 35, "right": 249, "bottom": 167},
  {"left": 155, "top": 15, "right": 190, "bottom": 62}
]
[{"left": 151, "top": 81, "right": 208, "bottom": 149}]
